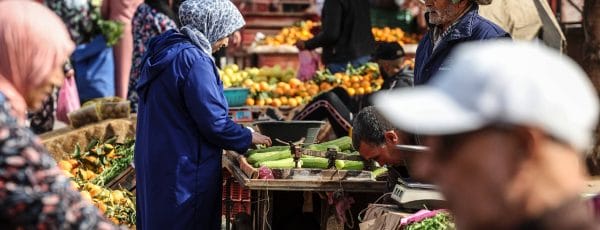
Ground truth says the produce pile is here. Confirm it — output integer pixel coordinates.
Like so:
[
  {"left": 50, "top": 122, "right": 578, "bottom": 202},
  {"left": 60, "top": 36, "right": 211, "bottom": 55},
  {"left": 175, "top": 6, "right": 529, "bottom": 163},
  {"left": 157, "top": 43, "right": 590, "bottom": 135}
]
[
  {"left": 403, "top": 210, "right": 455, "bottom": 230},
  {"left": 371, "top": 27, "right": 420, "bottom": 45},
  {"left": 245, "top": 137, "right": 387, "bottom": 177},
  {"left": 262, "top": 21, "right": 318, "bottom": 46},
  {"left": 219, "top": 62, "right": 384, "bottom": 107},
  {"left": 220, "top": 64, "right": 320, "bottom": 107},
  {"left": 260, "top": 21, "right": 418, "bottom": 46},
  {"left": 57, "top": 138, "right": 136, "bottom": 227},
  {"left": 311, "top": 62, "right": 383, "bottom": 97}
]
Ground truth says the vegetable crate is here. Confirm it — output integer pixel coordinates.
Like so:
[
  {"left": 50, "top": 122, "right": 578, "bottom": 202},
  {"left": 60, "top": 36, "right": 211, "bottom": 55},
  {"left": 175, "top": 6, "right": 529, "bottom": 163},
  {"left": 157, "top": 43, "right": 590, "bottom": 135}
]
[{"left": 222, "top": 170, "right": 252, "bottom": 220}]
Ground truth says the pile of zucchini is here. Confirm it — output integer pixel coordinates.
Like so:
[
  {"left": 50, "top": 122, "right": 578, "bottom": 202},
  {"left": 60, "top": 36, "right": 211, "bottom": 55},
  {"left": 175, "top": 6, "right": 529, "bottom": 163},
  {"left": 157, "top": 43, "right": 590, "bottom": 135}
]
[{"left": 246, "top": 137, "right": 365, "bottom": 170}]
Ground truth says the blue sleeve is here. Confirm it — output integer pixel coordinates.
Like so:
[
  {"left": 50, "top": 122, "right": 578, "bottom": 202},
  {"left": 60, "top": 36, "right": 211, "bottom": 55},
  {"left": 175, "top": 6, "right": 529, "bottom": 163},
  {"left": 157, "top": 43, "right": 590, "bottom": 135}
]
[{"left": 183, "top": 56, "right": 252, "bottom": 153}]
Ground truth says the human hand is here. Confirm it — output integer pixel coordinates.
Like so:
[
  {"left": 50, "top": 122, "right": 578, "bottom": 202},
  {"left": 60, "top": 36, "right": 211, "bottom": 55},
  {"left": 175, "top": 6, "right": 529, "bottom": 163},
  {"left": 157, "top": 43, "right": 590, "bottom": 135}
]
[
  {"left": 295, "top": 40, "right": 306, "bottom": 50},
  {"left": 252, "top": 132, "right": 272, "bottom": 146}
]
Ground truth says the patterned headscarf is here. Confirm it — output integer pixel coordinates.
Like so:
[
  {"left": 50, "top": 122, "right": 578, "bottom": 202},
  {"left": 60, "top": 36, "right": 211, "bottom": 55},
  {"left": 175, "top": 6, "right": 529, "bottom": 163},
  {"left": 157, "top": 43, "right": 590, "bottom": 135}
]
[
  {"left": 0, "top": 0, "right": 74, "bottom": 123},
  {"left": 179, "top": 0, "right": 245, "bottom": 55}
]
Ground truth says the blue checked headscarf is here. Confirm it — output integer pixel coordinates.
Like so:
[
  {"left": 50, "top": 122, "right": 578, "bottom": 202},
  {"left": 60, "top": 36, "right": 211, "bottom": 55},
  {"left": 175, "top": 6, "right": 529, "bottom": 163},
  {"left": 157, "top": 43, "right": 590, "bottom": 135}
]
[{"left": 179, "top": 0, "right": 245, "bottom": 55}]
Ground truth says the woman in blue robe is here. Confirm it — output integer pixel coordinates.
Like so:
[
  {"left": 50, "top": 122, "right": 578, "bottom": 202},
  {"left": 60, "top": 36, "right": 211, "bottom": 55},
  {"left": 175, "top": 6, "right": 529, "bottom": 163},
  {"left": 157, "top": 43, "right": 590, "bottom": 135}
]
[{"left": 134, "top": 1, "right": 272, "bottom": 228}]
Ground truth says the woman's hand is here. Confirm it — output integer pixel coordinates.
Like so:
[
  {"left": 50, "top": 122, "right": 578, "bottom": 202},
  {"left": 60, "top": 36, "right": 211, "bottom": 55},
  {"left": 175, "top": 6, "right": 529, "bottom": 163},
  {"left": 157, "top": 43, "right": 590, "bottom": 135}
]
[{"left": 252, "top": 132, "right": 272, "bottom": 146}]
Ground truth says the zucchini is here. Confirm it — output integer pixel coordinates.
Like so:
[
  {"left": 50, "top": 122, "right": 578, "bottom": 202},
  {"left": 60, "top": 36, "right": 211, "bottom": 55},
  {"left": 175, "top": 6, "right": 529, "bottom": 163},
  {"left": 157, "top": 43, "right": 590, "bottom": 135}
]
[
  {"left": 372, "top": 167, "right": 388, "bottom": 178},
  {"left": 335, "top": 160, "right": 364, "bottom": 170},
  {"left": 307, "top": 136, "right": 353, "bottom": 152},
  {"left": 300, "top": 157, "right": 329, "bottom": 169},
  {"left": 247, "top": 150, "right": 291, "bottom": 165},
  {"left": 247, "top": 146, "right": 290, "bottom": 155},
  {"left": 259, "top": 158, "right": 301, "bottom": 169}
]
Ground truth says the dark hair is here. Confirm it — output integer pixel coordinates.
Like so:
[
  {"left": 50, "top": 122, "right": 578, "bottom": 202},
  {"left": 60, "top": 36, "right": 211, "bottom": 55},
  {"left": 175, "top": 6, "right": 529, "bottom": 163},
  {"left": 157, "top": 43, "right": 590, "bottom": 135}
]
[
  {"left": 145, "top": 0, "right": 182, "bottom": 26},
  {"left": 352, "top": 106, "right": 397, "bottom": 150}
]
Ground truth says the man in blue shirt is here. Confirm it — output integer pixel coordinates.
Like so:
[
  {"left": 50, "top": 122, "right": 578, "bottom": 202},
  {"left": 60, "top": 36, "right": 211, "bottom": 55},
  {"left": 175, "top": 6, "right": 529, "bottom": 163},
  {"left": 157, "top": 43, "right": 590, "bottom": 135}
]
[{"left": 414, "top": 0, "right": 509, "bottom": 85}]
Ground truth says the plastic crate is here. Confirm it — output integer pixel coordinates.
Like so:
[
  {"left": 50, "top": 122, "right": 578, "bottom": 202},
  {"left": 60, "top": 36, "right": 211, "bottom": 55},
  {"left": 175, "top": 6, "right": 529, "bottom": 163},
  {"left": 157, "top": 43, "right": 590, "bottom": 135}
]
[
  {"left": 222, "top": 170, "right": 252, "bottom": 220},
  {"left": 224, "top": 88, "right": 249, "bottom": 107}
]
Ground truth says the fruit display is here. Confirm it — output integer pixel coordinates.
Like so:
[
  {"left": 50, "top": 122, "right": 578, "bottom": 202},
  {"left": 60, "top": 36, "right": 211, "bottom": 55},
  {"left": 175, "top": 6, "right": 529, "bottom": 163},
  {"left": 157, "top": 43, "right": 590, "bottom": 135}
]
[
  {"left": 218, "top": 62, "right": 384, "bottom": 107},
  {"left": 372, "top": 27, "right": 420, "bottom": 45},
  {"left": 57, "top": 138, "right": 136, "bottom": 227},
  {"left": 263, "top": 20, "right": 318, "bottom": 46},
  {"left": 260, "top": 21, "right": 418, "bottom": 46},
  {"left": 219, "top": 64, "right": 319, "bottom": 107},
  {"left": 311, "top": 62, "right": 384, "bottom": 97}
]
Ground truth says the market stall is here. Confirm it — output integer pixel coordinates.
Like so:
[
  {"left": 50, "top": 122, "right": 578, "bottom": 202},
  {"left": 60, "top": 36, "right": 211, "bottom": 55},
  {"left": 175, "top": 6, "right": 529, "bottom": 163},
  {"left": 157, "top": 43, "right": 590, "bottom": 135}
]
[{"left": 219, "top": 128, "right": 390, "bottom": 230}]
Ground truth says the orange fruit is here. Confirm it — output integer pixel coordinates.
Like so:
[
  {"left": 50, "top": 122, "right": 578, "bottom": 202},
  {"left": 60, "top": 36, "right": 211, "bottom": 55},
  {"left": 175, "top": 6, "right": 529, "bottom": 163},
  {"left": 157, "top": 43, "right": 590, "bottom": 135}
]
[
  {"left": 357, "top": 87, "right": 365, "bottom": 95},
  {"left": 346, "top": 88, "right": 356, "bottom": 97},
  {"left": 246, "top": 97, "right": 255, "bottom": 106},
  {"left": 273, "top": 98, "right": 282, "bottom": 107},
  {"left": 351, "top": 76, "right": 360, "bottom": 83},
  {"left": 265, "top": 98, "right": 273, "bottom": 105},
  {"left": 288, "top": 98, "right": 298, "bottom": 107},
  {"left": 365, "top": 86, "right": 373, "bottom": 94},
  {"left": 257, "top": 99, "right": 266, "bottom": 106},
  {"left": 280, "top": 97, "right": 289, "bottom": 105},
  {"left": 320, "top": 82, "right": 332, "bottom": 91},
  {"left": 289, "top": 78, "right": 302, "bottom": 88},
  {"left": 361, "top": 81, "right": 371, "bottom": 88}
]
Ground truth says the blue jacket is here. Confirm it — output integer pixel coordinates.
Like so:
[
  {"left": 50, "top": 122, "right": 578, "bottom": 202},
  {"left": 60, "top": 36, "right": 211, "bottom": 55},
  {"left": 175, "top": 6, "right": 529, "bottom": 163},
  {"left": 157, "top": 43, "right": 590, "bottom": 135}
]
[
  {"left": 134, "top": 30, "right": 252, "bottom": 230},
  {"left": 414, "top": 5, "right": 510, "bottom": 85}
]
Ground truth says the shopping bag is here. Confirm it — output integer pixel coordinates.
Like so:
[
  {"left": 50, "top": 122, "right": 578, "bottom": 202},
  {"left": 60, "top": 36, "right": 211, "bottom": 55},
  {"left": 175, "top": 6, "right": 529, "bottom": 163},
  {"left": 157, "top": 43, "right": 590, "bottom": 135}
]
[
  {"left": 72, "top": 35, "right": 115, "bottom": 103},
  {"left": 56, "top": 76, "right": 81, "bottom": 123},
  {"left": 297, "top": 50, "right": 320, "bottom": 81}
]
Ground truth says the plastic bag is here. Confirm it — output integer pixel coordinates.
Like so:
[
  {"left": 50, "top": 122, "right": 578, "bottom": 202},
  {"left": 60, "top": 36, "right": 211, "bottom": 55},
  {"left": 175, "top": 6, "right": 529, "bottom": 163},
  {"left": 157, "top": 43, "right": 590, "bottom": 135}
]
[
  {"left": 56, "top": 76, "right": 81, "bottom": 123},
  {"left": 297, "top": 50, "right": 320, "bottom": 81}
]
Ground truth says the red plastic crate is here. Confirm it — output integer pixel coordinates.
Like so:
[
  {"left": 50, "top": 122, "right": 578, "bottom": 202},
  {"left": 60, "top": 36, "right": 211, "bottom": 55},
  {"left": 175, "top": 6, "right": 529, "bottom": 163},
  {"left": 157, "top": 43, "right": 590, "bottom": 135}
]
[{"left": 222, "top": 170, "right": 252, "bottom": 220}]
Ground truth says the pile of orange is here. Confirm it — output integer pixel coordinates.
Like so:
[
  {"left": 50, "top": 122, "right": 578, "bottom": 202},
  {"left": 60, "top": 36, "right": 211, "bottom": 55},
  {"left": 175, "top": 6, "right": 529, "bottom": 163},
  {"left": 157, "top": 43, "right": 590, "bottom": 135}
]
[
  {"left": 264, "top": 21, "right": 318, "bottom": 46},
  {"left": 246, "top": 78, "right": 320, "bottom": 107},
  {"left": 372, "top": 27, "right": 420, "bottom": 45}
]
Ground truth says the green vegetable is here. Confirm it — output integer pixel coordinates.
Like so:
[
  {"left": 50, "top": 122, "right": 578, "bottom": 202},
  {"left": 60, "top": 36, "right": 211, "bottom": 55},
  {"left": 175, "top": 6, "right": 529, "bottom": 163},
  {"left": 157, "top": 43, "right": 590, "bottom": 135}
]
[
  {"left": 300, "top": 157, "right": 329, "bottom": 169},
  {"left": 307, "top": 136, "right": 353, "bottom": 152},
  {"left": 405, "top": 212, "right": 455, "bottom": 230},
  {"left": 247, "top": 146, "right": 290, "bottom": 155},
  {"left": 334, "top": 160, "right": 364, "bottom": 170},
  {"left": 247, "top": 150, "right": 291, "bottom": 165},
  {"left": 91, "top": 140, "right": 135, "bottom": 186},
  {"left": 371, "top": 167, "right": 388, "bottom": 178},
  {"left": 259, "top": 158, "right": 301, "bottom": 169}
]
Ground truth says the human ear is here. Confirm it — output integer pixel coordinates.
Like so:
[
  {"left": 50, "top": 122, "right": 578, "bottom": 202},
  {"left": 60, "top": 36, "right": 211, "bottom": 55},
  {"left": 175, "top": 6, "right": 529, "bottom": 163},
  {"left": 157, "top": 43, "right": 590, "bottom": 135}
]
[{"left": 384, "top": 130, "right": 399, "bottom": 144}]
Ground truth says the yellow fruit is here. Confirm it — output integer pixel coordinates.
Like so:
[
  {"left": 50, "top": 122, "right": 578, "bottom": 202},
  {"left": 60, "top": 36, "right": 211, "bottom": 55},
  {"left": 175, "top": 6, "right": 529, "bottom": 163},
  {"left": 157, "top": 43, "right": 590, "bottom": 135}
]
[
  {"left": 246, "top": 97, "right": 255, "bottom": 106},
  {"left": 257, "top": 99, "right": 266, "bottom": 106},
  {"left": 365, "top": 86, "right": 373, "bottom": 94},
  {"left": 112, "top": 190, "right": 125, "bottom": 204},
  {"left": 273, "top": 98, "right": 282, "bottom": 107},
  {"left": 357, "top": 88, "right": 365, "bottom": 95},
  {"left": 265, "top": 98, "right": 273, "bottom": 105},
  {"left": 351, "top": 76, "right": 360, "bottom": 83},
  {"left": 80, "top": 191, "right": 92, "bottom": 202},
  {"left": 288, "top": 98, "right": 298, "bottom": 107},
  {"left": 58, "top": 160, "right": 73, "bottom": 172},
  {"left": 280, "top": 97, "right": 289, "bottom": 106},
  {"left": 346, "top": 88, "right": 356, "bottom": 97},
  {"left": 289, "top": 78, "right": 302, "bottom": 88}
]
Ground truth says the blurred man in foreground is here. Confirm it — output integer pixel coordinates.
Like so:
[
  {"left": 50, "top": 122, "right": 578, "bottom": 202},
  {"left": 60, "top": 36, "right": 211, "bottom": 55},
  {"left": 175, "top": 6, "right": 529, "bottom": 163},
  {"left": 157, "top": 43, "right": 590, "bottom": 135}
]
[{"left": 374, "top": 41, "right": 600, "bottom": 229}]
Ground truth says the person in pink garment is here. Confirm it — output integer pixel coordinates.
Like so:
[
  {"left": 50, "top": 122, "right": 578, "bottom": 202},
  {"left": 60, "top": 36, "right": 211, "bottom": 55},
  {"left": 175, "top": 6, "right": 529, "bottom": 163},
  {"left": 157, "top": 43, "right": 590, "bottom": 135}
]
[{"left": 102, "top": 0, "right": 143, "bottom": 99}]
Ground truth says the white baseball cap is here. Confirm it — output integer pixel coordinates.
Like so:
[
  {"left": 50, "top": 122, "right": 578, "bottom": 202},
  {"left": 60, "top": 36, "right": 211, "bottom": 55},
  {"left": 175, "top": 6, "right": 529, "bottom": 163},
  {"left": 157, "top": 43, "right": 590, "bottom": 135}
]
[{"left": 373, "top": 41, "right": 599, "bottom": 152}]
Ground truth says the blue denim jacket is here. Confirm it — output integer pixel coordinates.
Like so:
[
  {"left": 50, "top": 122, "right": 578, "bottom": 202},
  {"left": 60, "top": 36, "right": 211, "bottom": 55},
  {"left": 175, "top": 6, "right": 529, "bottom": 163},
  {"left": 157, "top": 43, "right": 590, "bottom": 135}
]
[{"left": 414, "top": 4, "right": 510, "bottom": 85}]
